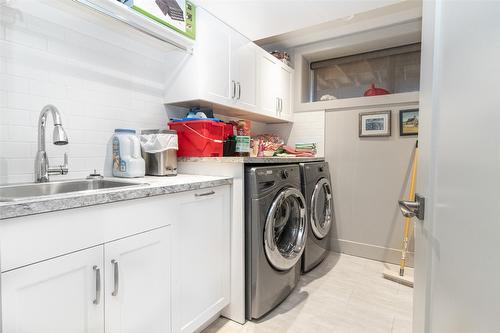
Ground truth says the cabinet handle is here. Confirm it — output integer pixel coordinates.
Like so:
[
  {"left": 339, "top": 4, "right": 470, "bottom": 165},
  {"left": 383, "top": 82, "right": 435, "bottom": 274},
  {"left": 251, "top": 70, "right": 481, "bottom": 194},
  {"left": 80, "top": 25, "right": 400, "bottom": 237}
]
[
  {"left": 231, "top": 80, "right": 236, "bottom": 99},
  {"left": 111, "top": 259, "right": 119, "bottom": 296},
  {"left": 276, "top": 97, "right": 279, "bottom": 114},
  {"left": 279, "top": 98, "right": 283, "bottom": 113},
  {"left": 237, "top": 82, "right": 241, "bottom": 100},
  {"left": 195, "top": 190, "right": 215, "bottom": 197},
  {"left": 93, "top": 265, "right": 101, "bottom": 305}
]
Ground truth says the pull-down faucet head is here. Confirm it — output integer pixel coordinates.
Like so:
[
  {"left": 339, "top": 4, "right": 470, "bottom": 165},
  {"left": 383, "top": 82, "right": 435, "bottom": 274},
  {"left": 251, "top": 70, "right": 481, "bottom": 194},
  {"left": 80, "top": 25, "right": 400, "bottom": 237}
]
[{"left": 53, "top": 124, "right": 68, "bottom": 145}]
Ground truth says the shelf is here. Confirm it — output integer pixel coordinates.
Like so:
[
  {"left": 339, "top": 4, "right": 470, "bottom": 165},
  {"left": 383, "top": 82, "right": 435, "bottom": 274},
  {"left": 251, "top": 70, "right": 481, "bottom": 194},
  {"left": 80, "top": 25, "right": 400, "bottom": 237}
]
[
  {"left": 73, "top": 0, "right": 194, "bottom": 53},
  {"left": 295, "top": 91, "right": 419, "bottom": 112},
  {"left": 165, "top": 99, "right": 292, "bottom": 124}
]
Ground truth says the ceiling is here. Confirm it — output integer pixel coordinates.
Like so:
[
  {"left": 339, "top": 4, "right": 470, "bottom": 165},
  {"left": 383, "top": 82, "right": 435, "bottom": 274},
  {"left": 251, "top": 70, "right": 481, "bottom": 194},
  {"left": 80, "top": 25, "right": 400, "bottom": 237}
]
[{"left": 193, "top": 0, "right": 406, "bottom": 42}]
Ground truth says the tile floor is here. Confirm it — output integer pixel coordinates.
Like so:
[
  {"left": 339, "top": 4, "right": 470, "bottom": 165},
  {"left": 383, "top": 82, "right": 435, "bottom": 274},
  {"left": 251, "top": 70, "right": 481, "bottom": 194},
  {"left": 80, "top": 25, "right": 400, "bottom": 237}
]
[{"left": 203, "top": 252, "right": 413, "bottom": 333}]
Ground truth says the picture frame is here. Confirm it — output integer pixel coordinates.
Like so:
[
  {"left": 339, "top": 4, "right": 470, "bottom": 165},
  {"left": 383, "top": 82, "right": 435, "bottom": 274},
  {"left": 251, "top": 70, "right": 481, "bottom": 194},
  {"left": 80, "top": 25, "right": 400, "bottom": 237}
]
[
  {"left": 399, "top": 108, "right": 419, "bottom": 136},
  {"left": 358, "top": 111, "right": 391, "bottom": 137}
]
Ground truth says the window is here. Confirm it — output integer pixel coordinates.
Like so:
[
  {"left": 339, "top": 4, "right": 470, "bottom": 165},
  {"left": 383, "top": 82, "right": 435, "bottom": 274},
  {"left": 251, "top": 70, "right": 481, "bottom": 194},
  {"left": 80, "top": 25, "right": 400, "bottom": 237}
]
[{"left": 311, "top": 43, "right": 421, "bottom": 102}]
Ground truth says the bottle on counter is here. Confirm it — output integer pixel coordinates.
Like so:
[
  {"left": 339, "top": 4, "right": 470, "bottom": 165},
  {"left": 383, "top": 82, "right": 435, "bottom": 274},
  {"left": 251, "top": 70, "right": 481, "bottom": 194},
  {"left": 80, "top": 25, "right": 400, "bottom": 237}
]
[{"left": 112, "top": 129, "right": 145, "bottom": 178}]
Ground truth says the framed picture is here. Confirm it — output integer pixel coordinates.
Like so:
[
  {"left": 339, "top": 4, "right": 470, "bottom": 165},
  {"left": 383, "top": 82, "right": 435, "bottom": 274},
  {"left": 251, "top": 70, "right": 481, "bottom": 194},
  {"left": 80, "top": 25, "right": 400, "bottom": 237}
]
[
  {"left": 399, "top": 109, "right": 419, "bottom": 136},
  {"left": 359, "top": 111, "right": 391, "bottom": 137}
]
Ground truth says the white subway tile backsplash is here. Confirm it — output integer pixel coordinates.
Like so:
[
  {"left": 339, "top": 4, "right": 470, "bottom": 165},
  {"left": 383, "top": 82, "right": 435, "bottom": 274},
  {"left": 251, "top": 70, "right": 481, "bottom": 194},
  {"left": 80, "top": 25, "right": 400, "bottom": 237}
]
[
  {"left": 7, "top": 92, "right": 47, "bottom": 111},
  {"left": 6, "top": 125, "right": 37, "bottom": 143},
  {"left": 0, "top": 2, "right": 169, "bottom": 184},
  {"left": 0, "top": 142, "right": 36, "bottom": 159},
  {"left": 0, "top": 74, "right": 31, "bottom": 93},
  {"left": 0, "top": 91, "right": 7, "bottom": 108},
  {"left": 4, "top": 26, "right": 47, "bottom": 51},
  {"left": 0, "top": 109, "right": 32, "bottom": 126}
]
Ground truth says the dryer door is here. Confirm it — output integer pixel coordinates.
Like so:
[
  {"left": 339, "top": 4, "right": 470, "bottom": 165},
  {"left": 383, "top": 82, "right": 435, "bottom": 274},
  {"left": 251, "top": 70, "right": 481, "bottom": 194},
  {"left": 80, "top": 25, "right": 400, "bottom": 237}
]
[
  {"left": 310, "top": 178, "right": 333, "bottom": 239},
  {"left": 264, "top": 187, "right": 307, "bottom": 271}
]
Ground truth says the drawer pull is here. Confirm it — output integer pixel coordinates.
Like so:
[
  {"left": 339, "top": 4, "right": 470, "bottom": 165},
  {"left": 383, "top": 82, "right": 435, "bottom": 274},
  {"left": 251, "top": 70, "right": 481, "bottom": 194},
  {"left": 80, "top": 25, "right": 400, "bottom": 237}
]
[
  {"left": 195, "top": 190, "right": 215, "bottom": 197},
  {"left": 111, "top": 259, "right": 119, "bottom": 296},
  {"left": 93, "top": 265, "right": 101, "bottom": 305}
]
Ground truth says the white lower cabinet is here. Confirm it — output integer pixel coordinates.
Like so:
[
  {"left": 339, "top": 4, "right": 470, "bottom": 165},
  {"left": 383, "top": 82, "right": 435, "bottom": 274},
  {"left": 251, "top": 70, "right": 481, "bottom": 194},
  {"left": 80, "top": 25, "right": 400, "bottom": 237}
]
[
  {"left": 0, "top": 185, "right": 231, "bottom": 333},
  {"left": 2, "top": 246, "right": 105, "bottom": 333},
  {"left": 105, "top": 227, "right": 171, "bottom": 333},
  {"left": 172, "top": 187, "right": 231, "bottom": 333},
  {"left": 1, "top": 227, "right": 171, "bottom": 333}
]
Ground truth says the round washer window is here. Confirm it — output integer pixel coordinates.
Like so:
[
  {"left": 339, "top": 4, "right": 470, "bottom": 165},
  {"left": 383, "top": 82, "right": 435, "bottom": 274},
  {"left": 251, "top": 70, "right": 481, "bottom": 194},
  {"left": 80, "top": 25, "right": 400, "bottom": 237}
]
[
  {"left": 264, "top": 188, "right": 307, "bottom": 271},
  {"left": 310, "top": 178, "right": 333, "bottom": 239}
]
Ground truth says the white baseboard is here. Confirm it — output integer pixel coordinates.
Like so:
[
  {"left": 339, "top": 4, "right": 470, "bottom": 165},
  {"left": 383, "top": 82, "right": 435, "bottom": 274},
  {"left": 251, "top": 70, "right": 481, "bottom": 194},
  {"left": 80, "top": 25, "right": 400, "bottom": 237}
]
[{"left": 331, "top": 239, "right": 414, "bottom": 267}]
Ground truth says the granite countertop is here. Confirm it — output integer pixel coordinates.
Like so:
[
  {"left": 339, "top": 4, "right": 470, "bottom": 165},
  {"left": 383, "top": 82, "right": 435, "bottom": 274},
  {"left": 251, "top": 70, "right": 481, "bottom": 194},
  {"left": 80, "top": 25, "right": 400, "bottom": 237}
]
[
  {"left": 178, "top": 156, "right": 325, "bottom": 163},
  {"left": 0, "top": 174, "right": 232, "bottom": 220}
]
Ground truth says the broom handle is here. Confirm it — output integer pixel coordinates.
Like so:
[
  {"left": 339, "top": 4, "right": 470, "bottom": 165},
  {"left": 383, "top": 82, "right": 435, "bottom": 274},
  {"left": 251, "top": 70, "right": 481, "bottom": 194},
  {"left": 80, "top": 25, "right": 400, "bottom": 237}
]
[{"left": 400, "top": 141, "right": 418, "bottom": 276}]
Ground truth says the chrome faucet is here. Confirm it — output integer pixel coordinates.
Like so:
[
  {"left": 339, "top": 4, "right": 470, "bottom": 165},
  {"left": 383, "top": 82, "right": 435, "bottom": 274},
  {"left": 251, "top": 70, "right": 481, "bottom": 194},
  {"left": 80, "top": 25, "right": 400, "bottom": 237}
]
[{"left": 34, "top": 105, "right": 69, "bottom": 183}]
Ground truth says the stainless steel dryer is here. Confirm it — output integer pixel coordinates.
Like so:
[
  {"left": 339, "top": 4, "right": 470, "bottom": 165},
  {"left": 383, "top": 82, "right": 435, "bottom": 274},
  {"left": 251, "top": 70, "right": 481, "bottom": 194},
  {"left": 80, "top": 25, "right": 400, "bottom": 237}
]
[
  {"left": 245, "top": 165, "right": 307, "bottom": 320},
  {"left": 299, "top": 161, "right": 334, "bottom": 273}
]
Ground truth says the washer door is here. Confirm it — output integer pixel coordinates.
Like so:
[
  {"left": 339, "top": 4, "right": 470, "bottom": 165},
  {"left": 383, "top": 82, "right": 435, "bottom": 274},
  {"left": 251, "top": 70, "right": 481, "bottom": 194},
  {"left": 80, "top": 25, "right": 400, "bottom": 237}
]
[
  {"left": 310, "top": 178, "right": 333, "bottom": 239},
  {"left": 264, "top": 187, "right": 307, "bottom": 271}
]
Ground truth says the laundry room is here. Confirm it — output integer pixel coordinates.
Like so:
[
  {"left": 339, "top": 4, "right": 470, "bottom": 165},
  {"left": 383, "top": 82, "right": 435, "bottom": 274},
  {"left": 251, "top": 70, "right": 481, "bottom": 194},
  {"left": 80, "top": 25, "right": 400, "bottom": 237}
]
[{"left": 0, "top": 1, "right": 497, "bottom": 333}]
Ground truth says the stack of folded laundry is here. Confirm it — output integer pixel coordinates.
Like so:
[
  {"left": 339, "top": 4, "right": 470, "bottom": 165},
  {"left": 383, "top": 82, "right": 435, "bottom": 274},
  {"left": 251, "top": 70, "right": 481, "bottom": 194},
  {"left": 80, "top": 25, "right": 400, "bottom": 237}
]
[{"left": 295, "top": 143, "right": 317, "bottom": 156}]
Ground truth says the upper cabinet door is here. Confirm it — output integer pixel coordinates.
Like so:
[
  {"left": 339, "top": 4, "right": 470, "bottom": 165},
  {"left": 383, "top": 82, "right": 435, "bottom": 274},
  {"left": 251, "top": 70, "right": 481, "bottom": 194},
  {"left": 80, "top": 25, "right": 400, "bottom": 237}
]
[
  {"left": 197, "top": 9, "right": 232, "bottom": 104},
  {"left": 278, "top": 64, "right": 293, "bottom": 121},
  {"left": 172, "top": 186, "right": 231, "bottom": 333},
  {"left": 231, "top": 32, "right": 257, "bottom": 111},
  {"left": 104, "top": 227, "right": 171, "bottom": 333},
  {"left": 1, "top": 246, "right": 104, "bottom": 333},
  {"left": 258, "top": 52, "right": 280, "bottom": 116}
]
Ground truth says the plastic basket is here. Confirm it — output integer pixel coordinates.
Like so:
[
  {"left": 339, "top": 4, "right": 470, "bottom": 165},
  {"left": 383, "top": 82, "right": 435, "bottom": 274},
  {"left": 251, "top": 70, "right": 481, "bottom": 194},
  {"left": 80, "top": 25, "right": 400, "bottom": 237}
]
[{"left": 168, "top": 120, "right": 224, "bottom": 157}]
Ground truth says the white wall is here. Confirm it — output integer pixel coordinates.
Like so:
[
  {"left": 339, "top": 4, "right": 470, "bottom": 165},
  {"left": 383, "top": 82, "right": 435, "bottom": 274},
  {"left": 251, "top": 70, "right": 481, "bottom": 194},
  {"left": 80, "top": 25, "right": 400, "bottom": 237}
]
[{"left": 0, "top": 0, "right": 178, "bottom": 184}]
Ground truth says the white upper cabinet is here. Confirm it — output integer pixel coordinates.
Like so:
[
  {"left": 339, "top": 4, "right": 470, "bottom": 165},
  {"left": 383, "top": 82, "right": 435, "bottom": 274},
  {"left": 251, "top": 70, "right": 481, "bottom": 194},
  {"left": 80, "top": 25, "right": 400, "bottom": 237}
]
[
  {"left": 257, "top": 50, "right": 294, "bottom": 121},
  {"left": 278, "top": 65, "right": 293, "bottom": 121},
  {"left": 1, "top": 246, "right": 105, "bottom": 333},
  {"left": 197, "top": 9, "right": 257, "bottom": 111},
  {"left": 230, "top": 31, "right": 258, "bottom": 111},
  {"left": 164, "top": 8, "right": 292, "bottom": 123},
  {"left": 258, "top": 52, "right": 280, "bottom": 116},
  {"left": 197, "top": 8, "right": 232, "bottom": 104},
  {"left": 105, "top": 227, "right": 171, "bottom": 333}
]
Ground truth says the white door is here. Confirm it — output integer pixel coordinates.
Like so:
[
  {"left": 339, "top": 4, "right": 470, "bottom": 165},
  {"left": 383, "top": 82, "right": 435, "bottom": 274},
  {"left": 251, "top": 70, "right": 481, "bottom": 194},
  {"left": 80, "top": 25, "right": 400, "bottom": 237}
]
[
  {"left": 105, "top": 227, "right": 171, "bottom": 333},
  {"left": 413, "top": 1, "right": 500, "bottom": 332},
  {"left": 258, "top": 52, "right": 279, "bottom": 116},
  {"left": 172, "top": 187, "right": 231, "bottom": 333},
  {"left": 197, "top": 9, "right": 231, "bottom": 103},
  {"left": 277, "top": 64, "right": 293, "bottom": 121},
  {"left": 1, "top": 246, "right": 104, "bottom": 333},
  {"left": 231, "top": 32, "right": 257, "bottom": 111}
]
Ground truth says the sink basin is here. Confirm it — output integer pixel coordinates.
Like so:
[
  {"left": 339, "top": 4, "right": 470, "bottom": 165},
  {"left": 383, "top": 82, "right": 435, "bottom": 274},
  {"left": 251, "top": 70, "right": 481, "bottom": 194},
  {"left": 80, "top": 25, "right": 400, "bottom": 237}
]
[{"left": 0, "top": 179, "right": 146, "bottom": 201}]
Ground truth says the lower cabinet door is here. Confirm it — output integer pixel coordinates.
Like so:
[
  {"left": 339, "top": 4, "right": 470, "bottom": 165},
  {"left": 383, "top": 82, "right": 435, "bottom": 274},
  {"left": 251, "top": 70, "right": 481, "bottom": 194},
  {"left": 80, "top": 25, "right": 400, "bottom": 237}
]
[
  {"left": 172, "top": 186, "right": 231, "bottom": 333},
  {"left": 1, "top": 246, "right": 104, "bottom": 333},
  {"left": 104, "top": 226, "right": 171, "bottom": 333}
]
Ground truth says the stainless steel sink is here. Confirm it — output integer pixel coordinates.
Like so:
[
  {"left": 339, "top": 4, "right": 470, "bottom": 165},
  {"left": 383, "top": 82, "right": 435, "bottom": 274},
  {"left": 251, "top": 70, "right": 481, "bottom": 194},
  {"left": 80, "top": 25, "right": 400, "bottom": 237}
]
[{"left": 0, "top": 179, "right": 146, "bottom": 201}]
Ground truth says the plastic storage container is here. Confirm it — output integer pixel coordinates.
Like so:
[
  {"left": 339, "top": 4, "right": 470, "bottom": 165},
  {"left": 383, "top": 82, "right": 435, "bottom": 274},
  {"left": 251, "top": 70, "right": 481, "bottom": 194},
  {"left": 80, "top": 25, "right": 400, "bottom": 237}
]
[
  {"left": 168, "top": 120, "right": 224, "bottom": 157},
  {"left": 112, "top": 129, "right": 145, "bottom": 178}
]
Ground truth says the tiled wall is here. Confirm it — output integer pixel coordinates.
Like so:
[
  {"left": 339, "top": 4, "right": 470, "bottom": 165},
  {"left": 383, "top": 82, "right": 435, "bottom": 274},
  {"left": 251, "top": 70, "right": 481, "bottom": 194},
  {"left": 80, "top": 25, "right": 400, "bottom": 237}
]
[
  {"left": 266, "top": 110, "right": 326, "bottom": 156},
  {"left": 0, "top": 0, "right": 176, "bottom": 184}
]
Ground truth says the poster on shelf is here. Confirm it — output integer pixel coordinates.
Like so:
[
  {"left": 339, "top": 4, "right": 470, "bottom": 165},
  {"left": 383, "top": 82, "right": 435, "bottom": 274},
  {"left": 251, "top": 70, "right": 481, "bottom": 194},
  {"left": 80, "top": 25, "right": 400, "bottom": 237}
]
[{"left": 119, "top": 0, "right": 196, "bottom": 39}]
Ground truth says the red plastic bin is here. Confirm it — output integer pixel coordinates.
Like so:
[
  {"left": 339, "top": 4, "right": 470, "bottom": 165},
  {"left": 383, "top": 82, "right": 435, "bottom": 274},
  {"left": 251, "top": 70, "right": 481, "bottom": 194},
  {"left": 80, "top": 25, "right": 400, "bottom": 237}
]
[{"left": 168, "top": 120, "right": 225, "bottom": 157}]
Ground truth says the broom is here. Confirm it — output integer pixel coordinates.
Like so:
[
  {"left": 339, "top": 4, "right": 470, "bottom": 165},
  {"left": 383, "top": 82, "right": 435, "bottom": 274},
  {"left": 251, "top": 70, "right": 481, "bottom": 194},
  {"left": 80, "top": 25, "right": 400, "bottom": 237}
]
[{"left": 383, "top": 140, "right": 418, "bottom": 287}]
